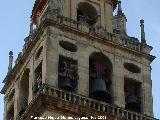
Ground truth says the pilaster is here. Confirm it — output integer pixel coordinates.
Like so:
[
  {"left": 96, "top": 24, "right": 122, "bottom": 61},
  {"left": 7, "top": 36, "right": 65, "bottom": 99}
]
[
  {"left": 77, "top": 44, "right": 90, "bottom": 96},
  {"left": 142, "top": 65, "right": 153, "bottom": 116},
  {"left": 45, "top": 27, "right": 59, "bottom": 87},
  {"left": 112, "top": 55, "right": 125, "bottom": 108}
]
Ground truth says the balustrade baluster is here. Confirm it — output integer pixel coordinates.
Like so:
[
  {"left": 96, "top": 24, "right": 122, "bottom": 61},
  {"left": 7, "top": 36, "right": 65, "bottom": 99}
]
[
  {"left": 52, "top": 89, "right": 55, "bottom": 97},
  {"left": 59, "top": 90, "right": 62, "bottom": 99},
  {"left": 130, "top": 41, "right": 133, "bottom": 49},
  {"left": 64, "top": 92, "right": 67, "bottom": 101},
  {"left": 122, "top": 39, "right": 126, "bottom": 46},
  {"left": 126, "top": 40, "right": 129, "bottom": 47},
  {"left": 106, "top": 33, "right": 109, "bottom": 40},
  {"left": 48, "top": 88, "right": 51, "bottom": 95},
  {"left": 110, "top": 34, "right": 113, "bottom": 41},
  {"left": 112, "top": 106, "right": 115, "bottom": 115},
  {"left": 42, "top": 84, "right": 47, "bottom": 94},
  {"left": 97, "top": 103, "right": 100, "bottom": 111},
  {"left": 105, "top": 105, "right": 108, "bottom": 113},
  {"left": 63, "top": 16, "right": 66, "bottom": 24},
  {"left": 73, "top": 96, "right": 76, "bottom": 104},
  {"left": 55, "top": 89, "right": 59, "bottom": 98},
  {"left": 78, "top": 97, "right": 82, "bottom": 105},
  {"left": 131, "top": 113, "right": 134, "bottom": 120},
  {"left": 32, "top": 85, "right": 156, "bottom": 120},
  {"left": 92, "top": 101, "right": 96, "bottom": 109},
  {"left": 121, "top": 110, "right": 125, "bottom": 117},
  {"left": 84, "top": 99, "right": 87, "bottom": 107},
  {"left": 102, "top": 104, "right": 105, "bottom": 112},
  {"left": 109, "top": 106, "right": 112, "bottom": 114},
  {"left": 117, "top": 108, "right": 120, "bottom": 117},
  {"left": 127, "top": 112, "right": 129, "bottom": 120},
  {"left": 68, "top": 93, "right": 71, "bottom": 102},
  {"left": 142, "top": 116, "right": 146, "bottom": 120},
  {"left": 88, "top": 100, "right": 91, "bottom": 108},
  {"left": 75, "top": 96, "right": 79, "bottom": 104},
  {"left": 136, "top": 115, "right": 139, "bottom": 120}
]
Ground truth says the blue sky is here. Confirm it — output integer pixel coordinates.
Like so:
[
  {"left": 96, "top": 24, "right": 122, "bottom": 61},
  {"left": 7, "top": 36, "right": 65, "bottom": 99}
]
[{"left": 0, "top": 0, "right": 159, "bottom": 119}]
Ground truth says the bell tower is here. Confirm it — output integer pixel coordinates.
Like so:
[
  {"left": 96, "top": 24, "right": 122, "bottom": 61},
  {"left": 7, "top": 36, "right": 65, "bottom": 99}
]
[
  {"left": 1, "top": 0, "right": 158, "bottom": 120},
  {"left": 31, "top": 0, "right": 117, "bottom": 33}
]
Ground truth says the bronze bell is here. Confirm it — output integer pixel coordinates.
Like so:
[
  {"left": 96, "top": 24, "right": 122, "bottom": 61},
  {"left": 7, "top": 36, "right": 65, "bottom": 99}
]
[
  {"left": 125, "top": 95, "right": 140, "bottom": 112},
  {"left": 89, "top": 79, "right": 111, "bottom": 103},
  {"left": 60, "top": 78, "right": 74, "bottom": 92}
]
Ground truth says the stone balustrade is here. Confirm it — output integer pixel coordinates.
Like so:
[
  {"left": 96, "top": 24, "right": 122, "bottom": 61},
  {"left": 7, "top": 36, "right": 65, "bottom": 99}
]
[
  {"left": 14, "top": 8, "right": 152, "bottom": 66},
  {"left": 31, "top": 9, "right": 147, "bottom": 54},
  {"left": 121, "top": 37, "right": 141, "bottom": 52},
  {"left": 38, "top": 84, "right": 157, "bottom": 120}
]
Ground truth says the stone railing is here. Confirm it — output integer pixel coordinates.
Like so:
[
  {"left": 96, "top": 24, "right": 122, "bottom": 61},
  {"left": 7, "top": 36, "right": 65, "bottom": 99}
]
[
  {"left": 45, "top": 10, "right": 116, "bottom": 42},
  {"left": 39, "top": 9, "right": 147, "bottom": 51},
  {"left": 14, "top": 9, "right": 152, "bottom": 67},
  {"left": 121, "top": 37, "right": 141, "bottom": 52},
  {"left": 30, "top": 9, "right": 116, "bottom": 44},
  {"left": 38, "top": 84, "right": 157, "bottom": 120},
  {"left": 35, "top": 9, "right": 152, "bottom": 54}
]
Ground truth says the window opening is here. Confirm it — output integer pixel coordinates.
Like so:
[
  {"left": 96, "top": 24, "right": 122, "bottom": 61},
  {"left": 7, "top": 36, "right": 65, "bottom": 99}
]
[{"left": 58, "top": 56, "right": 78, "bottom": 92}]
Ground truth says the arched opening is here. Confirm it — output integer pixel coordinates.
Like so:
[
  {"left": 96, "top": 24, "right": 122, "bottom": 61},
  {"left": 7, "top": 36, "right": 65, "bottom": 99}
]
[
  {"left": 124, "top": 78, "right": 141, "bottom": 113},
  {"left": 19, "top": 69, "right": 30, "bottom": 116},
  {"left": 7, "top": 104, "right": 14, "bottom": 120},
  {"left": 33, "top": 62, "right": 42, "bottom": 94},
  {"left": 35, "top": 46, "right": 43, "bottom": 60},
  {"left": 58, "top": 56, "right": 78, "bottom": 92},
  {"left": 89, "top": 52, "right": 112, "bottom": 103},
  {"left": 59, "top": 41, "right": 77, "bottom": 52},
  {"left": 6, "top": 89, "right": 15, "bottom": 119},
  {"left": 77, "top": 2, "right": 98, "bottom": 26},
  {"left": 124, "top": 63, "right": 141, "bottom": 73}
]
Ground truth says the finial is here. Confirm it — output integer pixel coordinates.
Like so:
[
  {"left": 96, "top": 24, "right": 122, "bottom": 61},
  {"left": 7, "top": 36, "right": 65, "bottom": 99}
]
[
  {"left": 9, "top": 51, "right": 13, "bottom": 56},
  {"left": 117, "top": 0, "right": 123, "bottom": 15},
  {"left": 140, "top": 19, "right": 146, "bottom": 44},
  {"left": 29, "top": 22, "right": 33, "bottom": 36},
  {"left": 8, "top": 51, "right": 13, "bottom": 73},
  {"left": 15, "top": 52, "right": 22, "bottom": 64}
]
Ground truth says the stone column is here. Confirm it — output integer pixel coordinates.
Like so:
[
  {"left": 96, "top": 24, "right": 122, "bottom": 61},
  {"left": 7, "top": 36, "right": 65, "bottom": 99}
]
[
  {"left": 104, "top": 2, "right": 113, "bottom": 33},
  {"left": 42, "top": 35, "right": 47, "bottom": 85},
  {"left": 28, "top": 59, "right": 34, "bottom": 103},
  {"left": 3, "top": 96, "right": 7, "bottom": 120},
  {"left": 63, "top": 0, "right": 70, "bottom": 18},
  {"left": 142, "top": 65, "right": 153, "bottom": 116},
  {"left": 112, "top": 55, "right": 125, "bottom": 108},
  {"left": 100, "top": 0, "right": 105, "bottom": 27},
  {"left": 45, "top": 27, "right": 59, "bottom": 87},
  {"left": 14, "top": 83, "right": 19, "bottom": 119},
  {"left": 77, "top": 44, "right": 90, "bottom": 96},
  {"left": 70, "top": 0, "right": 77, "bottom": 20}
]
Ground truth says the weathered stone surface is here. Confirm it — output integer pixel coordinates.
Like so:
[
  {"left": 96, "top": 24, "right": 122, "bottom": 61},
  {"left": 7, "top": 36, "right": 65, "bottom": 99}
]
[{"left": 2, "top": 0, "right": 156, "bottom": 120}]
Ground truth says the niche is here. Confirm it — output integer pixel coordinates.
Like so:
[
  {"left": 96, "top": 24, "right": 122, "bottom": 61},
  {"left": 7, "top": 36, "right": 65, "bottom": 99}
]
[
  {"left": 124, "top": 63, "right": 141, "bottom": 73},
  {"left": 8, "top": 89, "right": 15, "bottom": 102},
  {"left": 59, "top": 41, "right": 77, "bottom": 52},
  {"left": 58, "top": 56, "right": 78, "bottom": 92},
  {"left": 77, "top": 2, "right": 98, "bottom": 26},
  {"left": 7, "top": 104, "right": 14, "bottom": 120},
  {"left": 124, "top": 78, "right": 141, "bottom": 113},
  {"left": 33, "top": 62, "right": 42, "bottom": 94},
  {"left": 35, "top": 46, "right": 43, "bottom": 60},
  {"left": 19, "top": 69, "right": 30, "bottom": 116},
  {"left": 89, "top": 52, "right": 112, "bottom": 103}
]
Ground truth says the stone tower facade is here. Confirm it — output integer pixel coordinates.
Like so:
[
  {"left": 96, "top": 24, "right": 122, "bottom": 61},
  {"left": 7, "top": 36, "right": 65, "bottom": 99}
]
[{"left": 1, "top": 0, "right": 157, "bottom": 120}]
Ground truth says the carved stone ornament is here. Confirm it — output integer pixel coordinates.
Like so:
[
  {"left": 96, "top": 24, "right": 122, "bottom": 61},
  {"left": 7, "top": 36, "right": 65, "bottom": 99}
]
[{"left": 49, "top": 0, "right": 63, "bottom": 14}]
